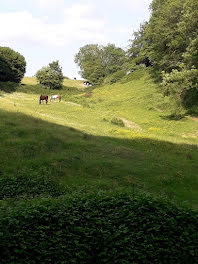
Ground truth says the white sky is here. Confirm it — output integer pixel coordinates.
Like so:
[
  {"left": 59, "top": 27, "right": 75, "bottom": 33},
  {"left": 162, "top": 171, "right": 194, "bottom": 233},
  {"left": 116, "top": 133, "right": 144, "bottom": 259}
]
[{"left": 0, "top": 0, "right": 152, "bottom": 79}]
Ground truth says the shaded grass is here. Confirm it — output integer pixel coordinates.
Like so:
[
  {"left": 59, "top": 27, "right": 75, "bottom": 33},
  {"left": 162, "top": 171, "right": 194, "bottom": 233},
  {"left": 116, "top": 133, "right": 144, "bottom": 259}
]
[{"left": 0, "top": 109, "right": 198, "bottom": 208}]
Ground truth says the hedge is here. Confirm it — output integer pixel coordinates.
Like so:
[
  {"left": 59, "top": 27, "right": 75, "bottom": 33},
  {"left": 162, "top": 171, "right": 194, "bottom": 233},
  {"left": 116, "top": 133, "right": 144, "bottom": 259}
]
[{"left": 0, "top": 192, "right": 198, "bottom": 263}]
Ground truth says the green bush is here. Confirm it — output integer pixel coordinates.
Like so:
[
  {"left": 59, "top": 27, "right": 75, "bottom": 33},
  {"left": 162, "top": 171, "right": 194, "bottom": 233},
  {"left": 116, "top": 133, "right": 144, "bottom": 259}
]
[
  {"left": 0, "top": 172, "right": 64, "bottom": 199},
  {"left": 0, "top": 192, "right": 197, "bottom": 263},
  {"left": 0, "top": 47, "right": 26, "bottom": 83},
  {"left": 0, "top": 81, "right": 18, "bottom": 93},
  {"left": 36, "top": 60, "right": 64, "bottom": 89},
  {"left": 111, "top": 117, "right": 125, "bottom": 127},
  {"left": 161, "top": 68, "right": 198, "bottom": 114},
  {"left": 109, "top": 70, "right": 126, "bottom": 84}
]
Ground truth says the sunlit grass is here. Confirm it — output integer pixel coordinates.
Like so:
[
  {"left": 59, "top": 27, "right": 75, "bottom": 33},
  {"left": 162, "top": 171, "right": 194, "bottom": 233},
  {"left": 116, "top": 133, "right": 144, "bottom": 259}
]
[{"left": 22, "top": 77, "right": 85, "bottom": 89}]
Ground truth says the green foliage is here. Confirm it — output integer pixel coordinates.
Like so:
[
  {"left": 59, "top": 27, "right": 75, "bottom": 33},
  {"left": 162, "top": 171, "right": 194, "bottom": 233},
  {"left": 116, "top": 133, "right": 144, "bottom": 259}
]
[
  {"left": 109, "top": 70, "right": 126, "bottom": 84},
  {"left": 132, "top": 0, "right": 198, "bottom": 111},
  {"left": 0, "top": 47, "right": 26, "bottom": 83},
  {"left": 111, "top": 117, "right": 125, "bottom": 127},
  {"left": 74, "top": 44, "right": 126, "bottom": 85},
  {"left": 183, "top": 37, "right": 198, "bottom": 69},
  {"left": 74, "top": 44, "right": 104, "bottom": 85},
  {"left": 0, "top": 81, "right": 19, "bottom": 93},
  {"left": 127, "top": 22, "right": 151, "bottom": 67},
  {"left": 178, "top": 0, "right": 198, "bottom": 58},
  {"left": 162, "top": 69, "right": 198, "bottom": 110},
  {"left": 0, "top": 172, "right": 64, "bottom": 199},
  {"left": 146, "top": 0, "right": 185, "bottom": 72},
  {"left": 145, "top": 0, "right": 198, "bottom": 73},
  {"left": 0, "top": 192, "right": 198, "bottom": 263},
  {"left": 103, "top": 44, "right": 126, "bottom": 75},
  {"left": 36, "top": 60, "right": 64, "bottom": 89}
]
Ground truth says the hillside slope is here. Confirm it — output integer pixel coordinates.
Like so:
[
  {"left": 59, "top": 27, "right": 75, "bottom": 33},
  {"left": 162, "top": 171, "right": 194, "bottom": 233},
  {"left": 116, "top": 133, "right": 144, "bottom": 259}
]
[{"left": 0, "top": 70, "right": 198, "bottom": 207}]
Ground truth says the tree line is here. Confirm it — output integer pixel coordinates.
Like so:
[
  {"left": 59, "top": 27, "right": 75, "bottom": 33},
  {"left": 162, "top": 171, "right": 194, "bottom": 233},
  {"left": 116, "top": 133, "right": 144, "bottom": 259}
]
[
  {"left": 74, "top": 0, "right": 198, "bottom": 110},
  {"left": 0, "top": 47, "right": 64, "bottom": 90},
  {"left": 128, "top": 0, "right": 198, "bottom": 110},
  {"left": 0, "top": 0, "right": 197, "bottom": 110}
]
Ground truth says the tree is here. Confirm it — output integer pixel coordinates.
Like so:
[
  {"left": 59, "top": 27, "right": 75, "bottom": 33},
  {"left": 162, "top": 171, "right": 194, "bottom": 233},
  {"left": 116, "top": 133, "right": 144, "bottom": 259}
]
[
  {"left": 0, "top": 47, "right": 26, "bottom": 83},
  {"left": 144, "top": 0, "right": 198, "bottom": 111},
  {"left": 36, "top": 61, "right": 64, "bottom": 89},
  {"left": 102, "top": 44, "right": 126, "bottom": 75},
  {"left": 162, "top": 68, "right": 198, "bottom": 110},
  {"left": 74, "top": 44, "right": 126, "bottom": 85},
  {"left": 74, "top": 44, "right": 105, "bottom": 85},
  {"left": 127, "top": 22, "right": 151, "bottom": 67},
  {"left": 146, "top": 0, "right": 185, "bottom": 72}
]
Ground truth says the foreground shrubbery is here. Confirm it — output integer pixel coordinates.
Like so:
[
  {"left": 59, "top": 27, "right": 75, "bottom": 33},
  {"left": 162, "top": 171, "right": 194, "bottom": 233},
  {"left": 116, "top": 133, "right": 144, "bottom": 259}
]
[{"left": 0, "top": 192, "right": 198, "bottom": 263}]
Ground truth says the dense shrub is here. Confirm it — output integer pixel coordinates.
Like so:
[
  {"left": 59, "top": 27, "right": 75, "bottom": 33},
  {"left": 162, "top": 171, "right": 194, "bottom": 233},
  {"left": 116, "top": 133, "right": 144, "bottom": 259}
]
[
  {"left": 0, "top": 47, "right": 26, "bottom": 83},
  {"left": 0, "top": 192, "right": 197, "bottom": 263},
  {"left": 0, "top": 81, "right": 18, "bottom": 93},
  {"left": 36, "top": 60, "right": 64, "bottom": 89},
  {"left": 0, "top": 173, "right": 64, "bottom": 199},
  {"left": 161, "top": 69, "right": 198, "bottom": 110},
  {"left": 111, "top": 117, "right": 125, "bottom": 127},
  {"left": 109, "top": 70, "right": 126, "bottom": 84}
]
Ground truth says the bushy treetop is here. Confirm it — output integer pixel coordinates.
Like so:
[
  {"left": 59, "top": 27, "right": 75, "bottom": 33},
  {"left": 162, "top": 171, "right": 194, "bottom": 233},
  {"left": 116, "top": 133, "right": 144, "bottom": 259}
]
[
  {"left": 36, "top": 60, "right": 64, "bottom": 89},
  {"left": 74, "top": 44, "right": 126, "bottom": 85},
  {"left": 0, "top": 46, "right": 26, "bottom": 83}
]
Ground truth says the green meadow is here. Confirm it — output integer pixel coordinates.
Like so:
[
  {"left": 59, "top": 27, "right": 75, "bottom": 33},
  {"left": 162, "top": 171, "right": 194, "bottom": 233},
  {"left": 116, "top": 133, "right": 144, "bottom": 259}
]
[{"left": 1, "top": 69, "right": 198, "bottom": 208}]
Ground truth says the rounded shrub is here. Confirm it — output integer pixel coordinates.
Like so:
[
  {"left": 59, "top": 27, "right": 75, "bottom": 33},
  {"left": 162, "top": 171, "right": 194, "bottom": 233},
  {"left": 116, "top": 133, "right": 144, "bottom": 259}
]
[
  {"left": 0, "top": 47, "right": 26, "bottom": 83},
  {"left": 36, "top": 60, "right": 64, "bottom": 89},
  {"left": 111, "top": 117, "right": 125, "bottom": 127}
]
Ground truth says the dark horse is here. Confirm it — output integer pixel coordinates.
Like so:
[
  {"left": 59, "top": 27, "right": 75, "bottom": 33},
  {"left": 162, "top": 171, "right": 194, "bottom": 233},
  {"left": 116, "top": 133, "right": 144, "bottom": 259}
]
[{"left": 39, "top": 95, "right": 48, "bottom": 104}]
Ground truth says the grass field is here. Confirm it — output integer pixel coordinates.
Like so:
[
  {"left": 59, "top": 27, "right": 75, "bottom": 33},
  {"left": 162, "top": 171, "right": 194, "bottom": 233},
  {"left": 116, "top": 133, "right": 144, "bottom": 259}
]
[{"left": 1, "top": 69, "right": 198, "bottom": 208}]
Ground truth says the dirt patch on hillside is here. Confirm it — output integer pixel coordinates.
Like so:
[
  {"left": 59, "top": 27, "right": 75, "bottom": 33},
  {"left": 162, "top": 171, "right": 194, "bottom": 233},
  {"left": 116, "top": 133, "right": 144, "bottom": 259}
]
[
  {"left": 187, "top": 116, "right": 198, "bottom": 122},
  {"left": 120, "top": 118, "right": 142, "bottom": 131},
  {"left": 65, "top": 101, "right": 82, "bottom": 107}
]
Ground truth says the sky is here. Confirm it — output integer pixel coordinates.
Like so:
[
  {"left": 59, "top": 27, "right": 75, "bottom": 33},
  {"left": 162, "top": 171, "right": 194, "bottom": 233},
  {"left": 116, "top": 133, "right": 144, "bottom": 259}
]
[{"left": 0, "top": 0, "right": 152, "bottom": 79}]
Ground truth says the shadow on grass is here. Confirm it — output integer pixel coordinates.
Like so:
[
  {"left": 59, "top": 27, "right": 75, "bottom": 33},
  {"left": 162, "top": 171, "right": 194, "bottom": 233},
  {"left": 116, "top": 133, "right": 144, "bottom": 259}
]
[
  {"left": 0, "top": 108, "right": 198, "bottom": 208},
  {"left": 160, "top": 113, "right": 186, "bottom": 121},
  {"left": 0, "top": 82, "right": 19, "bottom": 93}
]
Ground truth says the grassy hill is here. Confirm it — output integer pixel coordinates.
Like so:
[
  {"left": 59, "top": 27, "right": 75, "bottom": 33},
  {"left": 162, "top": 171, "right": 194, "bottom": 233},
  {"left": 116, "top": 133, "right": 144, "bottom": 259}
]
[{"left": 0, "top": 69, "right": 198, "bottom": 208}]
